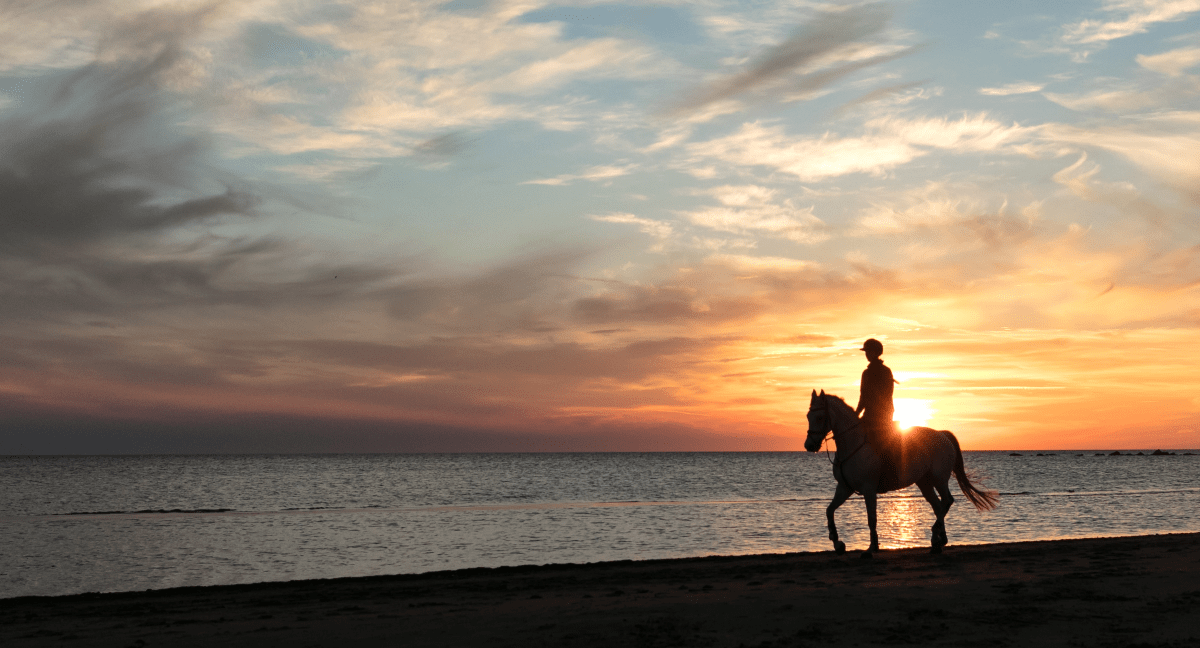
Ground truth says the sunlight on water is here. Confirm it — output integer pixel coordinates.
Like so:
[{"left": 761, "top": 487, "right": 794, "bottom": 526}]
[{"left": 878, "top": 497, "right": 932, "bottom": 549}]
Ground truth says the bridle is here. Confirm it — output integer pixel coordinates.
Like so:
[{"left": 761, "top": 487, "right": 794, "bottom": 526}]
[{"left": 814, "top": 394, "right": 867, "bottom": 468}]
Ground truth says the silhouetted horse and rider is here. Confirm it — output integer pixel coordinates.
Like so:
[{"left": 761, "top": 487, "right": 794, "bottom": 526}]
[{"left": 806, "top": 339, "right": 997, "bottom": 556}]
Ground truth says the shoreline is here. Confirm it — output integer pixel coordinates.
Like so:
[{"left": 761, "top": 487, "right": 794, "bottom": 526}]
[{"left": 4, "top": 532, "right": 1199, "bottom": 646}]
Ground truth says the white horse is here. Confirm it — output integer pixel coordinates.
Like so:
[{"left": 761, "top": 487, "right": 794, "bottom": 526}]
[{"left": 804, "top": 390, "right": 997, "bottom": 555}]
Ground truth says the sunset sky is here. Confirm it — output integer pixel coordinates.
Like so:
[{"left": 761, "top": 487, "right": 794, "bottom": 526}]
[{"left": 2, "top": 0, "right": 1199, "bottom": 453}]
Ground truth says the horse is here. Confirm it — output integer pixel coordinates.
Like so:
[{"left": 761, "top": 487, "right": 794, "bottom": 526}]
[{"left": 804, "top": 389, "right": 997, "bottom": 555}]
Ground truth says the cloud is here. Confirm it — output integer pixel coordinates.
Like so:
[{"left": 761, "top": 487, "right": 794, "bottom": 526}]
[
  {"left": 523, "top": 164, "right": 637, "bottom": 185},
  {"left": 705, "top": 253, "right": 817, "bottom": 273},
  {"left": 852, "top": 183, "right": 1040, "bottom": 251},
  {"left": 687, "top": 114, "right": 1030, "bottom": 181},
  {"left": 1044, "top": 76, "right": 1200, "bottom": 112},
  {"left": 1045, "top": 112, "right": 1200, "bottom": 201},
  {"left": 1138, "top": 44, "right": 1200, "bottom": 75},
  {"left": 481, "top": 38, "right": 664, "bottom": 93},
  {"left": 666, "top": 3, "right": 912, "bottom": 115},
  {"left": 676, "top": 185, "right": 829, "bottom": 243},
  {"left": 379, "top": 248, "right": 596, "bottom": 334},
  {"left": 5, "top": 2, "right": 1200, "bottom": 454},
  {"left": 0, "top": 35, "right": 247, "bottom": 251},
  {"left": 854, "top": 196, "right": 970, "bottom": 235},
  {"left": 589, "top": 213, "right": 675, "bottom": 240},
  {"left": 0, "top": 1, "right": 672, "bottom": 165},
  {"left": 832, "top": 79, "right": 933, "bottom": 115},
  {"left": 781, "top": 44, "right": 926, "bottom": 102},
  {"left": 0, "top": 7, "right": 416, "bottom": 333},
  {"left": 1062, "top": 0, "right": 1200, "bottom": 45},
  {"left": 266, "top": 2, "right": 672, "bottom": 157},
  {"left": 979, "top": 81, "right": 1046, "bottom": 96}
]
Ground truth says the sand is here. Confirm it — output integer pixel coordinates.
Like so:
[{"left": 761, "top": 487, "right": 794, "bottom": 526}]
[{"left": 3, "top": 533, "right": 1199, "bottom": 647}]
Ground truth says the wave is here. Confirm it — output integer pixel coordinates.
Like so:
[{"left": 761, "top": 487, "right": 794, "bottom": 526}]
[
  {"left": 55, "top": 508, "right": 236, "bottom": 516},
  {"left": 998, "top": 487, "right": 1200, "bottom": 498}
]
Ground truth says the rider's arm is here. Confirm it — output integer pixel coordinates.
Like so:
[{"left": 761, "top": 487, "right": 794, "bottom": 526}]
[{"left": 855, "top": 370, "right": 867, "bottom": 415}]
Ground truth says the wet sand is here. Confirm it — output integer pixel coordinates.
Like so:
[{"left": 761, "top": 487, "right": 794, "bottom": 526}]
[{"left": 3, "top": 533, "right": 1198, "bottom": 647}]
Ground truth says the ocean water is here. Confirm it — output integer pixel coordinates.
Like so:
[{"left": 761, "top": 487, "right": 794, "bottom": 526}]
[{"left": 1, "top": 451, "right": 1198, "bottom": 598}]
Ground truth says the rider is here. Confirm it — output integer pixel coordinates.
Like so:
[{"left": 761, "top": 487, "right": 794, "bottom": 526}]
[{"left": 855, "top": 338, "right": 899, "bottom": 463}]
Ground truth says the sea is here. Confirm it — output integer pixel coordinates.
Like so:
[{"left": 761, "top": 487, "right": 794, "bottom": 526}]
[{"left": 2, "top": 451, "right": 1198, "bottom": 599}]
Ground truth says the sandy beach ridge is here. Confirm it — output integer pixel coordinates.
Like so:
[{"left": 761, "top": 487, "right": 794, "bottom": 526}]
[{"left": 3, "top": 532, "right": 1199, "bottom": 647}]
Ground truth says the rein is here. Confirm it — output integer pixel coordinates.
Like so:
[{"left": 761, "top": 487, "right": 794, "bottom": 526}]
[{"left": 821, "top": 395, "right": 867, "bottom": 468}]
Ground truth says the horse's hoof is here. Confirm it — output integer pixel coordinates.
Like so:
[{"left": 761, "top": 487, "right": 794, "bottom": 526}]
[
  {"left": 834, "top": 541, "right": 846, "bottom": 554},
  {"left": 930, "top": 545, "right": 942, "bottom": 554},
  {"left": 860, "top": 551, "right": 873, "bottom": 559}
]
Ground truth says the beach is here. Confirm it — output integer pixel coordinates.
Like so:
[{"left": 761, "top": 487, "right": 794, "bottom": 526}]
[{"left": 3, "top": 533, "right": 1198, "bottom": 647}]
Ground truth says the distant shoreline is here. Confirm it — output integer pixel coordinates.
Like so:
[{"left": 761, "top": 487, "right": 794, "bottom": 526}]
[
  {"left": 3, "top": 532, "right": 1198, "bottom": 647},
  {"left": 3, "top": 449, "right": 1200, "bottom": 457}
]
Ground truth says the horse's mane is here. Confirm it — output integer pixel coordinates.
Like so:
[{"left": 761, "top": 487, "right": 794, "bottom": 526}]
[{"left": 823, "top": 393, "right": 856, "bottom": 416}]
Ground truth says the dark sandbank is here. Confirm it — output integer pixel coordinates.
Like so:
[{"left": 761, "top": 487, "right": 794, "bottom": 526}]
[{"left": 3, "top": 533, "right": 1199, "bottom": 647}]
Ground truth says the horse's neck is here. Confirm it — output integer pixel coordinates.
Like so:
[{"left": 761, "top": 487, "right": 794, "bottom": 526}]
[{"left": 831, "top": 405, "right": 866, "bottom": 452}]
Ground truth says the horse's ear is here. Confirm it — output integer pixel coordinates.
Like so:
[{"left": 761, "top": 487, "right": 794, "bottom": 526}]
[
  {"left": 810, "top": 389, "right": 818, "bottom": 404},
  {"left": 819, "top": 389, "right": 825, "bottom": 397}
]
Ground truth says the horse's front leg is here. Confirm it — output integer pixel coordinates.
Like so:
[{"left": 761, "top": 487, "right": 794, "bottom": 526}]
[
  {"left": 826, "top": 483, "right": 853, "bottom": 554},
  {"left": 863, "top": 491, "right": 879, "bottom": 555}
]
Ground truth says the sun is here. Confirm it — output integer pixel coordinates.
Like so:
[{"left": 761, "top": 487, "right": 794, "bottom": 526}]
[{"left": 893, "top": 399, "right": 934, "bottom": 429}]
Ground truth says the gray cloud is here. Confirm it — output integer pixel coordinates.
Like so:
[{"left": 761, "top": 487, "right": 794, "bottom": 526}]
[
  {"left": 832, "top": 78, "right": 930, "bottom": 116},
  {"left": 0, "top": 395, "right": 770, "bottom": 453},
  {"left": 572, "top": 285, "right": 765, "bottom": 326},
  {"left": 667, "top": 3, "right": 901, "bottom": 115},
  {"left": 0, "top": 10, "right": 415, "bottom": 326},
  {"left": 0, "top": 54, "right": 254, "bottom": 253},
  {"left": 787, "top": 44, "right": 925, "bottom": 100},
  {"left": 383, "top": 248, "right": 596, "bottom": 333}
]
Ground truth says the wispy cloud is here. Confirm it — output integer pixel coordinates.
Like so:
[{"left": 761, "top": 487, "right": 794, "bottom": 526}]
[
  {"left": 687, "top": 114, "right": 1030, "bottom": 181},
  {"left": 523, "top": 164, "right": 637, "bottom": 186},
  {"left": 833, "top": 79, "right": 933, "bottom": 115},
  {"left": 1045, "top": 113, "right": 1200, "bottom": 202},
  {"left": 676, "top": 185, "right": 829, "bottom": 243},
  {"left": 852, "top": 183, "right": 1040, "bottom": 251},
  {"left": 589, "top": 213, "right": 675, "bottom": 240},
  {"left": 705, "top": 253, "right": 818, "bottom": 273},
  {"left": 1063, "top": 0, "right": 1200, "bottom": 45},
  {"left": 1138, "top": 44, "right": 1200, "bottom": 75},
  {"left": 665, "top": 3, "right": 915, "bottom": 115},
  {"left": 979, "top": 81, "right": 1046, "bottom": 96}
]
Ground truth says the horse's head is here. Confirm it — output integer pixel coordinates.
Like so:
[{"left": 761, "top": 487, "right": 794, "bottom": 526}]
[{"left": 804, "top": 389, "right": 831, "bottom": 452}]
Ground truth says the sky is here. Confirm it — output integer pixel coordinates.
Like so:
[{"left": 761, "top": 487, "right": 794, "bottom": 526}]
[{"left": 2, "top": 0, "right": 1200, "bottom": 453}]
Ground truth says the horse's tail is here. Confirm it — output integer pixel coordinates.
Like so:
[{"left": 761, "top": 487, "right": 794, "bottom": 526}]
[{"left": 944, "top": 431, "right": 999, "bottom": 511}]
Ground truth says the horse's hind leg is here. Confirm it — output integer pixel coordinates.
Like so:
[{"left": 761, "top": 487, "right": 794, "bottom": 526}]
[
  {"left": 917, "top": 480, "right": 949, "bottom": 553},
  {"left": 864, "top": 491, "right": 879, "bottom": 555},
  {"left": 934, "top": 481, "right": 954, "bottom": 547},
  {"left": 826, "top": 483, "right": 853, "bottom": 554}
]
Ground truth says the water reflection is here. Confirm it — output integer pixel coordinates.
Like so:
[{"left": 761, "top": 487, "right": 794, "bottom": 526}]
[{"left": 877, "top": 494, "right": 930, "bottom": 549}]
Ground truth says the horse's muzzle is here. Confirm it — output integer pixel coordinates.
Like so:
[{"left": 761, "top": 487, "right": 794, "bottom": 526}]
[{"left": 803, "top": 438, "right": 820, "bottom": 453}]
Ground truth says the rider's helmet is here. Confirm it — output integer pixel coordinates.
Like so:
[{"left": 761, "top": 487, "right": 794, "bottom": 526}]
[{"left": 861, "top": 338, "right": 883, "bottom": 355}]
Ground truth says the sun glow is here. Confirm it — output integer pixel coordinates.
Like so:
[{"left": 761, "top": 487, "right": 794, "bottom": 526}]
[{"left": 894, "top": 398, "right": 934, "bottom": 429}]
